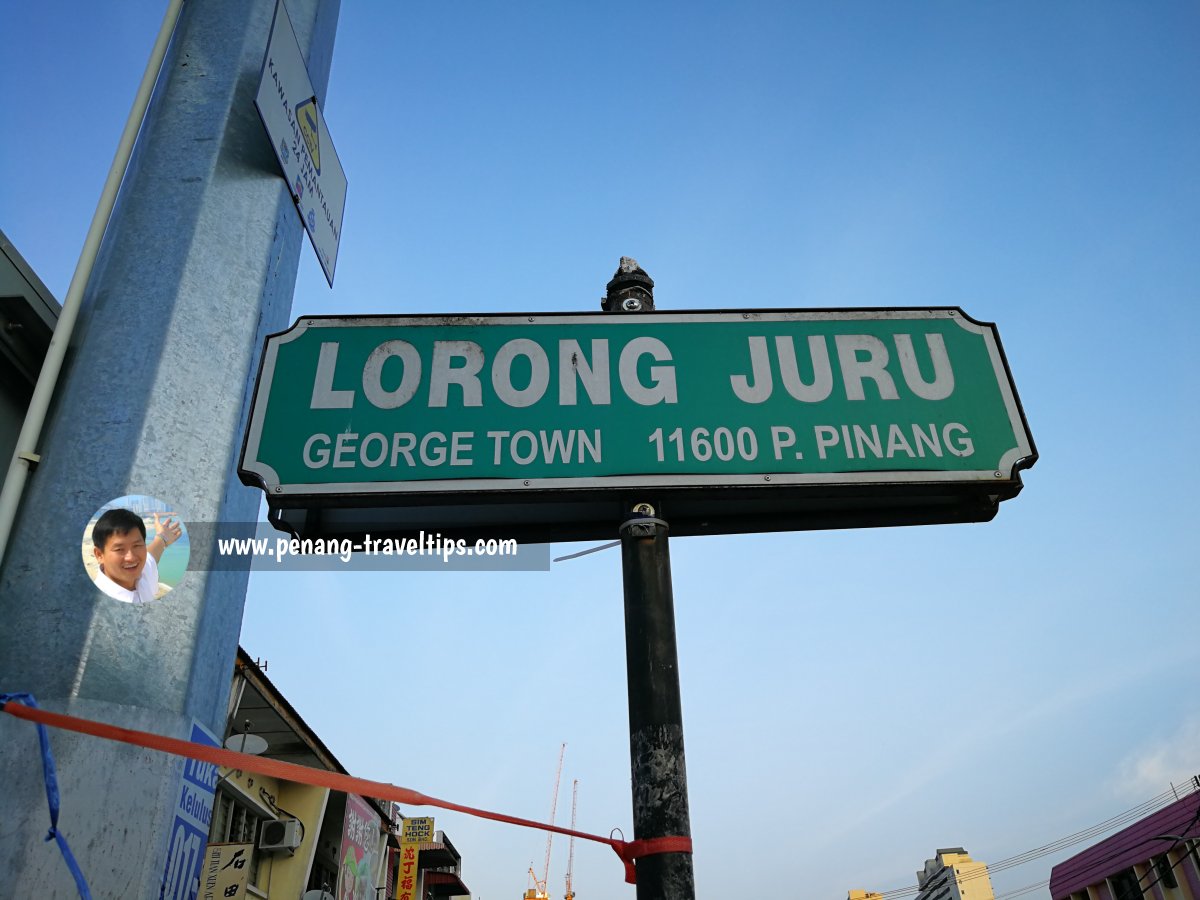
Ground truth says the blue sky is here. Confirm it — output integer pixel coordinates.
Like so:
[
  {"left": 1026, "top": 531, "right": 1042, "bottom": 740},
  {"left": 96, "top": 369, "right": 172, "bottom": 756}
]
[{"left": 4, "top": 2, "right": 1200, "bottom": 899}]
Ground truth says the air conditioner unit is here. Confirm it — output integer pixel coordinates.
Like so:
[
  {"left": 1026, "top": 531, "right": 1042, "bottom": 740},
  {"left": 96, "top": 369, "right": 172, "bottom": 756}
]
[{"left": 259, "top": 818, "right": 302, "bottom": 853}]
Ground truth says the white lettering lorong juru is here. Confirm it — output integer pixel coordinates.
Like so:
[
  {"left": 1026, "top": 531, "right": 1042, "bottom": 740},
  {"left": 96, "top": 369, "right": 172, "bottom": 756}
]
[{"left": 309, "top": 338, "right": 678, "bottom": 409}]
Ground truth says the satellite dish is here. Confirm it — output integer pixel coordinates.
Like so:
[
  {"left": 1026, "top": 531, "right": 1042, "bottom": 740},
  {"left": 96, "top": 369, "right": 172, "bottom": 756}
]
[
  {"left": 301, "top": 892, "right": 334, "bottom": 900},
  {"left": 223, "top": 733, "right": 269, "bottom": 755}
]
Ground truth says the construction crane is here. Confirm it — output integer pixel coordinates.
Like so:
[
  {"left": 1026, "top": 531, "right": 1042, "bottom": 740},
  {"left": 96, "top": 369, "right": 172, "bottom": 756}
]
[
  {"left": 523, "top": 743, "right": 566, "bottom": 900},
  {"left": 525, "top": 865, "right": 544, "bottom": 900},
  {"left": 564, "top": 779, "right": 578, "bottom": 900}
]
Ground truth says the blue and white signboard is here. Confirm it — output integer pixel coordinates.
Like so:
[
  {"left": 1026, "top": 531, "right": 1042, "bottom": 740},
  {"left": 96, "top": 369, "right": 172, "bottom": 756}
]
[
  {"left": 159, "top": 721, "right": 221, "bottom": 900},
  {"left": 254, "top": 0, "right": 347, "bottom": 286}
]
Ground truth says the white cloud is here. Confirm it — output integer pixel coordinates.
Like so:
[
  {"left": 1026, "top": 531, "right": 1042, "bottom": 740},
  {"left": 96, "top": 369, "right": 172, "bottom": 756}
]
[{"left": 1111, "top": 715, "right": 1200, "bottom": 801}]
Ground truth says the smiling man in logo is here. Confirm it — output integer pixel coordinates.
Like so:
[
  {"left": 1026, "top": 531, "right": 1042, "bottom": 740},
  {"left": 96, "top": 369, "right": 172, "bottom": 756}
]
[{"left": 91, "top": 508, "right": 182, "bottom": 604}]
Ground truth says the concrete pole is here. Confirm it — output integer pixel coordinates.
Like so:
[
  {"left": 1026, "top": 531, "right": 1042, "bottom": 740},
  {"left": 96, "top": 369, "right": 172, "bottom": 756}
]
[
  {"left": 0, "top": 1, "right": 339, "bottom": 896},
  {"left": 605, "top": 260, "right": 696, "bottom": 900}
]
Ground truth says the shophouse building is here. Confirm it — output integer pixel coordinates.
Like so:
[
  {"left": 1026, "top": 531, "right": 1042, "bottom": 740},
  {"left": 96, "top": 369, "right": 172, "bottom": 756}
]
[
  {"left": 1050, "top": 790, "right": 1200, "bottom": 900},
  {"left": 205, "top": 649, "right": 471, "bottom": 899}
]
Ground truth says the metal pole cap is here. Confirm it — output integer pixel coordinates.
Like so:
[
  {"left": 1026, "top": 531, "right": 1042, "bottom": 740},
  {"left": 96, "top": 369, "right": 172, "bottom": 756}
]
[{"left": 602, "top": 257, "right": 655, "bottom": 312}]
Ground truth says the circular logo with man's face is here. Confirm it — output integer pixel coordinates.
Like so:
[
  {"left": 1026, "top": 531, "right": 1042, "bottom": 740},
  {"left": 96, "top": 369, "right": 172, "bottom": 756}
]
[{"left": 82, "top": 494, "right": 189, "bottom": 604}]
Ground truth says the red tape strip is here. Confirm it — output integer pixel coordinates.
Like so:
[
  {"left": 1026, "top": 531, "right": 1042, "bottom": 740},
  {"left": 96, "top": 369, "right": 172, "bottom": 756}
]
[
  {"left": 613, "top": 836, "right": 695, "bottom": 884},
  {"left": 0, "top": 700, "right": 691, "bottom": 885}
]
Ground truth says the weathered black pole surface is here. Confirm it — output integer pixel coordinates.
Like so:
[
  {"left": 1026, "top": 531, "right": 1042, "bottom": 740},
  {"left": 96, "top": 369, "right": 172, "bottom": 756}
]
[{"left": 605, "top": 259, "right": 696, "bottom": 900}]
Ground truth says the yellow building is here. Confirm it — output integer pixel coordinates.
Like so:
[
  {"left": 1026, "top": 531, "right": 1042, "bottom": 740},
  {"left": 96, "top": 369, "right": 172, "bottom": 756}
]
[{"left": 916, "top": 848, "right": 995, "bottom": 900}]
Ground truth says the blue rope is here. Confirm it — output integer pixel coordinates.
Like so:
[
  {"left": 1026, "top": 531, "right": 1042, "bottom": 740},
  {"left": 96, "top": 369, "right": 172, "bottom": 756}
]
[{"left": 0, "top": 693, "right": 93, "bottom": 899}]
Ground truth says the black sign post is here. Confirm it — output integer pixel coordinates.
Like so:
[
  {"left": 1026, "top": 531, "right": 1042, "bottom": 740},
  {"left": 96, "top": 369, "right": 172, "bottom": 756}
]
[{"left": 605, "top": 260, "right": 696, "bottom": 900}]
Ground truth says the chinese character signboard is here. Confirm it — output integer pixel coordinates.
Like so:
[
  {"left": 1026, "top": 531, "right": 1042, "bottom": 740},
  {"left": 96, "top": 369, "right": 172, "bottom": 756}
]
[
  {"left": 337, "top": 794, "right": 381, "bottom": 900},
  {"left": 199, "top": 843, "right": 252, "bottom": 900},
  {"left": 395, "top": 818, "right": 434, "bottom": 900},
  {"left": 395, "top": 842, "right": 419, "bottom": 900},
  {"left": 241, "top": 309, "right": 1036, "bottom": 542}
]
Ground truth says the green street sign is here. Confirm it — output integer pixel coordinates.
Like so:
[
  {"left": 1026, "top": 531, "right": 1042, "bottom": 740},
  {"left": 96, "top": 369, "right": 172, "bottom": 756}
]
[{"left": 240, "top": 309, "right": 1036, "bottom": 542}]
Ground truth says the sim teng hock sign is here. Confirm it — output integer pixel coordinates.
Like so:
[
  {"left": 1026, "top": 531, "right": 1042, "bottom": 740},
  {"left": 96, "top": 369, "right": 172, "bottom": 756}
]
[{"left": 239, "top": 309, "right": 1036, "bottom": 543}]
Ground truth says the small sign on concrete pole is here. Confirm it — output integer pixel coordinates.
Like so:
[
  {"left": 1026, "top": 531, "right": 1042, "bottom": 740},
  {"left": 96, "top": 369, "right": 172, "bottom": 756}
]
[{"left": 255, "top": 0, "right": 347, "bottom": 285}]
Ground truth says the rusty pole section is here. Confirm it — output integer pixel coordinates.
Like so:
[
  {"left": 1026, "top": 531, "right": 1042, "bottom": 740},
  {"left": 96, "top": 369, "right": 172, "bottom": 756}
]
[{"left": 604, "top": 259, "right": 696, "bottom": 900}]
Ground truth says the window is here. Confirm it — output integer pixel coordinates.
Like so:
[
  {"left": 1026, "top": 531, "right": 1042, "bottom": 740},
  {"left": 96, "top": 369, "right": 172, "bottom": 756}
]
[
  {"left": 1109, "top": 867, "right": 1143, "bottom": 900},
  {"left": 308, "top": 858, "right": 338, "bottom": 895},
  {"left": 211, "top": 789, "right": 268, "bottom": 887},
  {"left": 1154, "top": 854, "right": 1179, "bottom": 890}
]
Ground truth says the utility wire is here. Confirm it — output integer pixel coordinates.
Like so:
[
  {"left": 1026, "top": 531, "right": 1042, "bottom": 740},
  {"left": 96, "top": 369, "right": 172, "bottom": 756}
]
[
  {"left": 993, "top": 879, "right": 1049, "bottom": 900},
  {"left": 1048, "top": 791, "right": 1200, "bottom": 888},
  {"left": 868, "top": 779, "right": 1199, "bottom": 899},
  {"left": 880, "top": 784, "right": 1189, "bottom": 895},
  {"left": 1107, "top": 800, "right": 1200, "bottom": 900}
]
